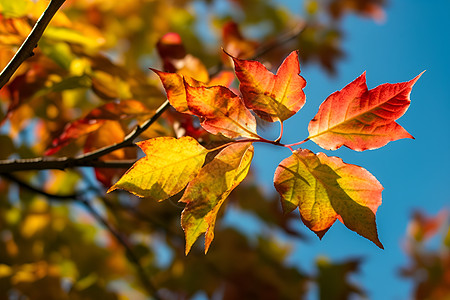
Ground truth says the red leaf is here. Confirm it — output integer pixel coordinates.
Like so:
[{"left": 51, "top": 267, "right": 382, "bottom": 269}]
[
  {"left": 45, "top": 100, "right": 152, "bottom": 155},
  {"left": 184, "top": 82, "right": 258, "bottom": 139},
  {"left": 231, "top": 50, "right": 306, "bottom": 122},
  {"left": 308, "top": 71, "right": 424, "bottom": 151}
]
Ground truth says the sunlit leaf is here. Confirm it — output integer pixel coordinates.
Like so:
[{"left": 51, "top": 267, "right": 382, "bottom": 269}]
[
  {"left": 231, "top": 50, "right": 306, "bottom": 122},
  {"left": 108, "top": 136, "right": 208, "bottom": 200},
  {"left": 185, "top": 83, "right": 258, "bottom": 138},
  {"left": 308, "top": 72, "right": 423, "bottom": 151},
  {"left": 274, "top": 149, "right": 383, "bottom": 248},
  {"left": 181, "top": 142, "right": 254, "bottom": 254},
  {"left": 151, "top": 69, "right": 201, "bottom": 114}
]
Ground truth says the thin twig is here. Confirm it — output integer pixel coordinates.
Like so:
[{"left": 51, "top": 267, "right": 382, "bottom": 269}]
[
  {"left": 0, "top": 0, "right": 66, "bottom": 89},
  {"left": 0, "top": 98, "right": 169, "bottom": 173},
  {"left": 1, "top": 172, "right": 76, "bottom": 200}
]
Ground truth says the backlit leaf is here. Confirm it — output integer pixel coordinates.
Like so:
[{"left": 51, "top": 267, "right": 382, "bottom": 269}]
[
  {"left": 151, "top": 69, "right": 201, "bottom": 114},
  {"left": 185, "top": 83, "right": 258, "bottom": 138},
  {"left": 308, "top": 72, "right": 423, "bottom": 151},
  {"left": 274, "top": 149, "right": 383, "bottom": 248},
  {"left": 181, "top": 142, "right": 254, "bottom": 254},
  {"left": 231, "top": 50, "right": 306, "bottom": 122},
  {"left": 108, "top": 136, "right": 208, "bottom": 201}
]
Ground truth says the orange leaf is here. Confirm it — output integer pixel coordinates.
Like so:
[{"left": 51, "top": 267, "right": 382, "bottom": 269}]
[
  {"left": 151, "top": 69, "right": 203, "bottom": 114},
  {"left": 308, "top": 72, "right": 424, "bottom": 151},
  {"left": 108, "top": 137, "right": 208, "bottom": 201},
  {"left": 185, "top": 82, "right": 258, "bottom": 139},
  {"left": 181, "top": 142, "right": 254, "bottom": 254},
  {"left": 274, "top": 149, "right": 383, "bottom": 248},
  {"left": 231, "top": 50, "right": 306, "bottom": 122}
]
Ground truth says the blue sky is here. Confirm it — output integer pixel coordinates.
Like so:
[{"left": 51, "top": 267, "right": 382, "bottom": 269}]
[{"left": 241, "top": 0, "right": 450, "bottom": 298}]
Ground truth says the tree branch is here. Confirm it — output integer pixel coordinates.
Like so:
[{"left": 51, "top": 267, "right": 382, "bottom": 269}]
[
  {"left": 0, "top": 0, "right": 66, "bottom": 89},
  {"left": 0, "top": 98, "right": 169, "bottom": 173}
]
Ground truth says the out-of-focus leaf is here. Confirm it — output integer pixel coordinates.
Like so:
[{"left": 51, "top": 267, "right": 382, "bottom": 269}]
[
  {"left": 274, "top": 148, "right": 383, "bottom": 248},
  {"left": 45, "top": 119, "right": 104, "bottom": 155},
  {"left": 308, "top": 72, "right": 423, "bottom": 151},
  {"left": 0, "top": 134, "right": 14, "bottom": 159},
  {"left": 327, "top": 0, "right": 385, "bottom": 21},
  {"left": 185, "top": 83, "right": 258, "bottom": 139},
  {"left": 108, "top": 136, "right": 208, "bottom": 200},
  {"left": 231, "top": 50, "right": 306, "bottom": 122},
  {"left": 156, "top": 32, "right": 209, "bottom": 82},
  {"left": 0, "top": 0, "right": 32, "bottom": 18},
  {"left": 43, "top": 26, "right": 104, "bottom": 50},
  {"left": 84, "top": 120, "right": 131, "bottom": 186},
  {"left": 316, "top": 257, "right": 366, "bottom": 300},
  {"left": 181, "top": 142, "right": 253, "bottom": 254},
  {"left": 221, "top": 21, "right": 258, "bottom": 61},
  {"left": 407, "top": 210, "right": 449, "bottom": 242},
  {"left": 45, "top": 100, "right": 153, "bottom": 155}
]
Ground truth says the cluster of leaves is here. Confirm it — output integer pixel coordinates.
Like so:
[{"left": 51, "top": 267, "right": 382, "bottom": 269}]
[
  {"left": 0, "top": 0, "right": 431, "bottom": 299},
  {"left": 110, "top": 48, "right": 422, "bottom": 253}
]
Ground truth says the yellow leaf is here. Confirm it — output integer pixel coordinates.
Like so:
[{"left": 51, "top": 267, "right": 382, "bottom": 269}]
[
  {"left": 181, "top": 142, "right": 254, "bottom": 254},
  {"left": 108, "top": 136, "right": 208, "bottom": 201}
]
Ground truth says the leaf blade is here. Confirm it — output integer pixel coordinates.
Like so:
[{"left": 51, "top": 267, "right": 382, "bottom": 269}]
[
  {"left": 185, "top": 83, "right": 258, "bottom": 138},
  {"left": 107, "top": 136, "right": 208, "bottom": 201},
  {"left": 274, "top": 149, "right": 383, "bottom": 248},
  {"left": 308, "top": 72, "right": 423, "bottom": 151},
  {"left": 181, "top": 142, "right": 254, "bottom": 254},
  {"left": 231, "top": 50, "right": 306, "bottom": 122}
]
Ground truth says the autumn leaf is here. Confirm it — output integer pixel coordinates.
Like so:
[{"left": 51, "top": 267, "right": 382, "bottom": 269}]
[
  {"left": 274, "top": 149, "right": 383, "bottom": 248},
  {"left": 231, "top": 50, "right": 306, "bottom": 122},
  {"left": 151, "top": 69, "right": 202, "bottom": 114},
  {"left": 181, "top": 142, "right": 254, "bottom": 254},
  {"left": 108, "top": 136, "right": 208, "bottom": 201},
  {"left": 45, "top": 100, "right": 153, "bottom": 155},
  {"left": 156, "top": 32, "right": 209, "bottom": 82},
  {"left": 45, "top": 119, "right": 105, "bottom": 155},
  {"left": 185, "top": 82, "right": 258, "bottom": 139},
  {"left": 308, "top": 72, "right": 423, "bottom": 151},
  {"left": 84, "top": 120, "right": 133, "bottom": 187}
]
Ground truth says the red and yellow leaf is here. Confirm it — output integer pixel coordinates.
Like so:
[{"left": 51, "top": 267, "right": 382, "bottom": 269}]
[
  {"left": 231, "top": 50, "right": 306, "bottom": 122},
  {"left": 107, "top": 136, "right": 208, "bottom": 201},
  {"left": 181, "top": 142, "right": 254, "bottom": 254},
  {"left": 151, "top": 69, "right": 203, "bottom": 114},
  {"left": 308, "top": 72, "right": 423, "bottom": 151},
  {"left": 185, "top": 82, "right": 258, "bottom": 139},
  {"left": 274, "top": 149, "right": 383, "bottom": 248}
]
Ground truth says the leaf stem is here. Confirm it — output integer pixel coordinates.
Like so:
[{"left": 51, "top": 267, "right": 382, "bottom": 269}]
[
  {"left": 285, "top": 137, "right": 309, "bottom": 148},
  {"left": 274, "top": 121, "right": 284, "bottom": 143}
]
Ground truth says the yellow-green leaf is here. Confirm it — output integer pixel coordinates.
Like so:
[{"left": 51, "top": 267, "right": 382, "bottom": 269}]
[
  {"left": 274, "top": 149, "right": 383, "bottom": 248},
  {"left": 108, "top": 137, "right": 208, "bottom": 201},
  {"left": 181, "top": 142, "right": 254, "bottom": 254}
]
